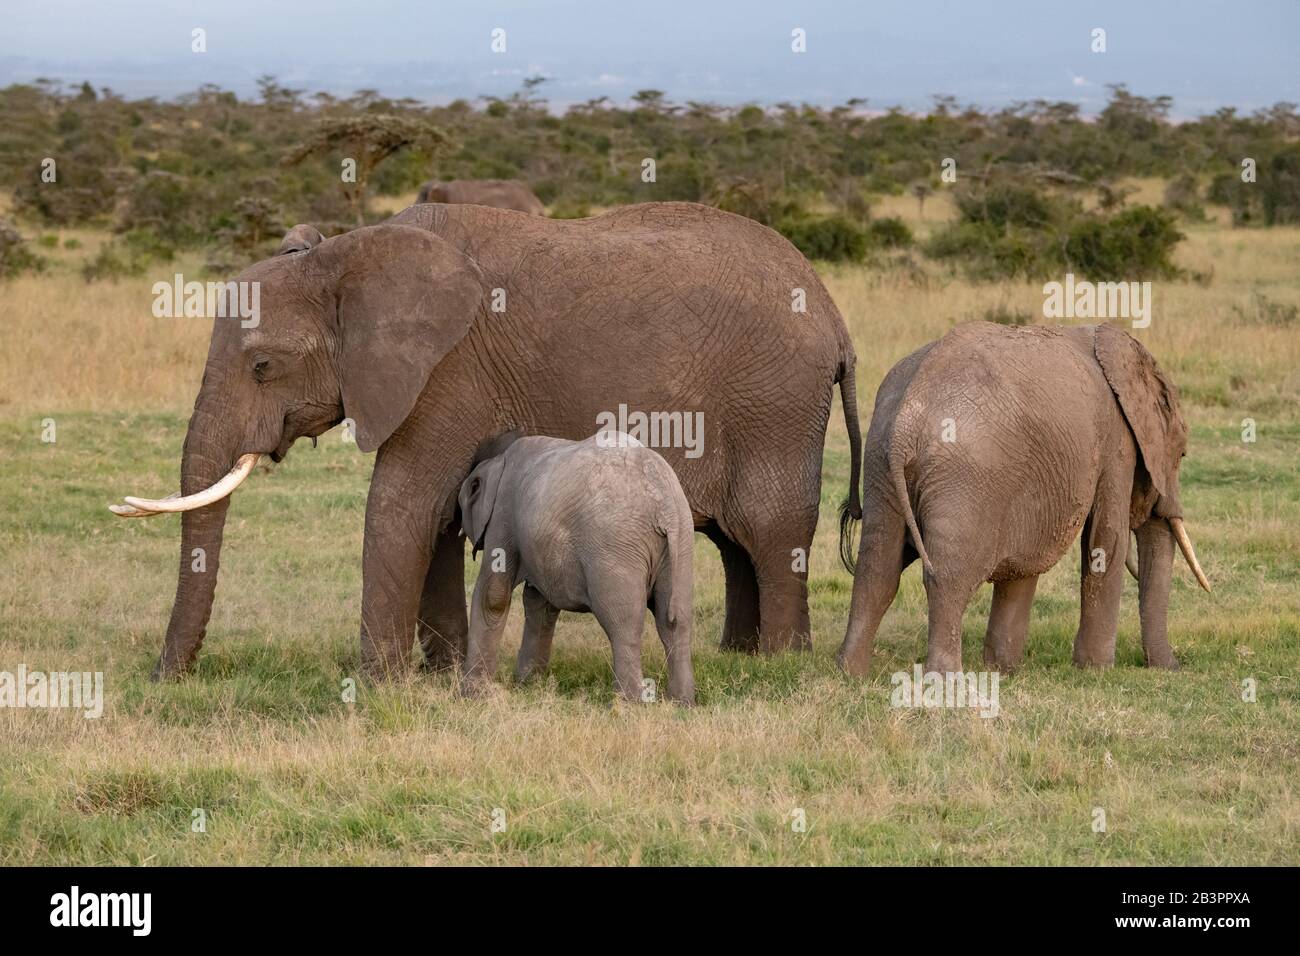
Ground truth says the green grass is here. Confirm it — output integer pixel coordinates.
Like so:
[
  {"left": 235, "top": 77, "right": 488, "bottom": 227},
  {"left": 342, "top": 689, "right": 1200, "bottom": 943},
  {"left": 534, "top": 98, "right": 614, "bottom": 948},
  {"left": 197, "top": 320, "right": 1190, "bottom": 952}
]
[{"left": 1, "top": 403, "right": 1296, "bottom": 864}]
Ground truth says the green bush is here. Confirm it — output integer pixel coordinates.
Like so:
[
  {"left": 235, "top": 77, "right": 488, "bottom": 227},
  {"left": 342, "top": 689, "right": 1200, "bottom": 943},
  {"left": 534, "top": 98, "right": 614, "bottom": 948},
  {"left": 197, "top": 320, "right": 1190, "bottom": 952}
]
[
  {"left": 866, "top": 216, "right": 913, "bottom": 249},
  {"left": 1062, "top": 206, "right": 1183, "bottom": 280},
  {"left": 776, "top": 214, "right": 867, "bottom": 262},
  {"left": 0, "top": 221, "right": 45, "bottom": 279},
  {"left": 926, "top": 178, "right": 1183, "bottom": 281},
  {"left": 80, "top": 241, "right": 149, "bottom": 282},
  {"left": 118, "top": 171, "right": 210, "bottom": 247},
  {"left": 955, "top": 180, "right": 1055, "bottom": 230},
  {"left": 1262, "top": 146, "right": 1300, "bottom": 225},
  {"left": 1164, "top": 174, "right": 1206, "bottom": 221}
]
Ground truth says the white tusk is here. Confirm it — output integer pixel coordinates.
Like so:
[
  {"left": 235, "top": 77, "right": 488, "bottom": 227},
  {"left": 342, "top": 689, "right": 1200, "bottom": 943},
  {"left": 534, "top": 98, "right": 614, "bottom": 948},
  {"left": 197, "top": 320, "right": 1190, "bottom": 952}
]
[
  {"left": 110, "top": 492, "right": 180, "bottom": 518},
  {"left": 120, "top": 454, "right": 262, "bottom": 514},
  {"left": 1169, "top": 517, "right": 1211, "bottom": 593}
]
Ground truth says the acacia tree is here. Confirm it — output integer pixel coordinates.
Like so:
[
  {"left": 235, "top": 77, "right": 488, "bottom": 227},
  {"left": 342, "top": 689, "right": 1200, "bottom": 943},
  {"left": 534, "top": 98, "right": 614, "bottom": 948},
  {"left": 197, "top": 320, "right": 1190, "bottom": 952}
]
[{"left": 283, "top": 114, "right": 449, "bottom": 226}]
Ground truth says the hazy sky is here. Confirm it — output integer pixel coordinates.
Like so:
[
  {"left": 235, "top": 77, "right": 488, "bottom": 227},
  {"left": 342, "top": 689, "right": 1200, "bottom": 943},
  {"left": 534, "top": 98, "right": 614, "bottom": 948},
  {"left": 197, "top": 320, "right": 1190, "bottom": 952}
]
[{"left": 1, "top": 0, "right": 1295, "bottom": 115}]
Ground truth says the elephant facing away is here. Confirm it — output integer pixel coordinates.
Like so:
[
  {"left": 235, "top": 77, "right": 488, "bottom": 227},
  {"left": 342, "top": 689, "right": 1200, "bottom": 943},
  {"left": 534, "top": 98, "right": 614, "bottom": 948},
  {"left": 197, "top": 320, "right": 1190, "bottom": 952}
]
[
  {"left": 458, "top": 432, "right": 696, "bottom": 704},
  {"left": 111, "top": 202, "right": 862, "bottom": 680},
  {"left": 838, "top": 322, "right": 1210, "bottom": 678},
  {"left": 416, "top": 179, "right": 546, "bottom": 215}
]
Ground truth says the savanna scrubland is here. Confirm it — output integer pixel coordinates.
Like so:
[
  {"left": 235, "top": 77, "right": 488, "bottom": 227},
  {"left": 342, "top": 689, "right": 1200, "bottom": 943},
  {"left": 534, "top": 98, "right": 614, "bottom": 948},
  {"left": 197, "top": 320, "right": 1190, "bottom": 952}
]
[{"left": 0, "top": 81, "right": 1297, "bottom": 864}]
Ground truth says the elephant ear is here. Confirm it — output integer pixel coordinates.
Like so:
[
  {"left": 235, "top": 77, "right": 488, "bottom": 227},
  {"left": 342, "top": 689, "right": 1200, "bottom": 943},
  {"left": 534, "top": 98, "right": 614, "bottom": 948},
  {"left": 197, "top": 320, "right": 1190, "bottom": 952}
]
[
  {"left": 1094, "top": 324, "right": 1188, "bottom": 506},
  {"left": 278, "top": 224, "right": 325, "bottom": 255},
  {"left": 315, "top": 224, "right": 484, "bottom": 453},
  {"left": 459, "top": 456, "right": 506, "bottom": 556}
]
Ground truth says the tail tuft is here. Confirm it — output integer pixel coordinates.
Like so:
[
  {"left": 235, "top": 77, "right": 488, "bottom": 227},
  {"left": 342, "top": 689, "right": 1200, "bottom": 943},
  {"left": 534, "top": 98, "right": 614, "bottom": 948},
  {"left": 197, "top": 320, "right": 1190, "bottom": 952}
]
[{"left": 838, "top": 497, "right": 860, "bottom": 574}]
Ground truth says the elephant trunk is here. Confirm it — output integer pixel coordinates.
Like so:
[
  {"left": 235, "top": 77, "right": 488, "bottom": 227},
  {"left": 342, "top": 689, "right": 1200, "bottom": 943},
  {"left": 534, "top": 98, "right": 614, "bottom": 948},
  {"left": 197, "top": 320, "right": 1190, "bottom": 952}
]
[
  {"left": 1135, "top": 518, "right": 1179, "bottom": 669},
  {"left": 152, "top": 403, "right": 241, "bottom": 680}
]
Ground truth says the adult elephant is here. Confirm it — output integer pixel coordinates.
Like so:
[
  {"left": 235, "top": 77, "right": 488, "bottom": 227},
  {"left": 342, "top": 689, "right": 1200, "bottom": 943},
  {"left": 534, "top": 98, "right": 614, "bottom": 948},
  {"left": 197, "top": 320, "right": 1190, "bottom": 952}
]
[
  {"left": 113, "top": 202, "right": 862, "bottom": 680},
  {"left": 837, "top": 322, "right": 1209, "bottom": 678},
  {"left": 416, "top": 179, "right": 546, "bottom": 215}
]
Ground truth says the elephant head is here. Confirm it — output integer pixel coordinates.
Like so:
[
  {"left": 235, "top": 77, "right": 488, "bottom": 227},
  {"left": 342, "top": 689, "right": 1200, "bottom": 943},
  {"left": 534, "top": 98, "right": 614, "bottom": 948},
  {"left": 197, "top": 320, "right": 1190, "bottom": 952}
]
[
  {"left": 458, "top": 455, "right": 507, "bottom": 558},
  {"left": 1094, "top": 324, "right": 1209, "bottom": 666},
  {"left": 112, "top": 223, "right": 484, "bottom": 678}
]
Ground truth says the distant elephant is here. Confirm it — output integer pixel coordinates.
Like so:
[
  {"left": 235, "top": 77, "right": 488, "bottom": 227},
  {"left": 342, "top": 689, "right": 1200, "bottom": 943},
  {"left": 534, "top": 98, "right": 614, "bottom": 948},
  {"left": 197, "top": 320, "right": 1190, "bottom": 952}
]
[
  {"left": 458, "top": 432, "right": 696, "bottom": 704},
  {"left": 416, "top": 179, "right": 546, "bottom": 215},
  {"left": 112, "top": 202, "right": 863, "bottom": 680},
  {"left": 838, "top": 322, "right": 1209, "bottom": 677}
]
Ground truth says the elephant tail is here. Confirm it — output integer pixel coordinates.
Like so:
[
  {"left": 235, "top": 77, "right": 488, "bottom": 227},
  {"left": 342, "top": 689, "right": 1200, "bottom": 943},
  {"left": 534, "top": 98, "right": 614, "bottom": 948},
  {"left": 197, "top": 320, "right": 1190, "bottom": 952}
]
[
  {"left": 889, "top": 444, "right": 934, "bottom": 576},
  {"left": 836, "top": 359, "right": 864, "bottom": 573},
  {"left": 659, "top": 505, "right": 695, "bottom": 628}
]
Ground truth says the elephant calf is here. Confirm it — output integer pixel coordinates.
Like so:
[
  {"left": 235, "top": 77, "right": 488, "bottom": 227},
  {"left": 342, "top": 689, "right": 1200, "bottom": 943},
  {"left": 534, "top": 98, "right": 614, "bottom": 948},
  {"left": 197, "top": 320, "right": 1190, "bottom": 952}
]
[
  {"left": 458, "top": 432, "right": 696, "bottom": 704},
  {"left": 839, "top": 322, "right": 1210, "bottom": 677}
]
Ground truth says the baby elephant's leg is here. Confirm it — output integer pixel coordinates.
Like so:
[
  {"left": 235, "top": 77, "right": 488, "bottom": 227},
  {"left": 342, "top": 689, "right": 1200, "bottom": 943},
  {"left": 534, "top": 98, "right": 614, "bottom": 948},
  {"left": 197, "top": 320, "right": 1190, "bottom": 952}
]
[
  {"left": 593, "top": 600, "right": 647, "bottom": 703},
  {"left": 652, "top": 599, "right": 695, "bottom": 706},
  {"left": 461, "top": 551, "right": 517, "bottom": 695},
  {"left": 515, "top": 584, "right": 561, "bottom": 683}
]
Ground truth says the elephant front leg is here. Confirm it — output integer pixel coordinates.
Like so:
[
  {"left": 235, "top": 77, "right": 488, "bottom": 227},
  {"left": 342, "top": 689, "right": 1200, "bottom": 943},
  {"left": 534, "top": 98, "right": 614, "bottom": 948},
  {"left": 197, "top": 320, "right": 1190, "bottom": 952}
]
[
  {"left": 418, "top": 526, "right": 469, "bottom": 672},
  {"left": 359, "top": 486, "right": 437, "bottom": 681},
  {"left": 462, "top": 545, "right": 518, "bottom": 695},
  {"left": 983, "top": 576, "right": 1038, "bottom": 672},
  {"left": 1135, "top": 519, "right": 1180, "bottom": 670},
  {"left": 514, "top": 584, "right": 560, "bottom": 683}
]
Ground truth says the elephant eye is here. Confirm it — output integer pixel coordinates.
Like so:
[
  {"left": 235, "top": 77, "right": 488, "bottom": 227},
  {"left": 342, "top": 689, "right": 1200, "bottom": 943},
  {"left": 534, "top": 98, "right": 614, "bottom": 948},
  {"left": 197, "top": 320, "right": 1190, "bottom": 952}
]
[{"left": 253, "top": 358, "right": 271, "bottom": 382}]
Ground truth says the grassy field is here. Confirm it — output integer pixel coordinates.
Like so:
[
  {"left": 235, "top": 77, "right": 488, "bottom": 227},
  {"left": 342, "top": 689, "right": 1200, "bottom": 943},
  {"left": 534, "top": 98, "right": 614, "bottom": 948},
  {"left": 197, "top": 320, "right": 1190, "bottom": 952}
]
[{"left": 1, "top": 196, "right": 1297, "bottom": 865}]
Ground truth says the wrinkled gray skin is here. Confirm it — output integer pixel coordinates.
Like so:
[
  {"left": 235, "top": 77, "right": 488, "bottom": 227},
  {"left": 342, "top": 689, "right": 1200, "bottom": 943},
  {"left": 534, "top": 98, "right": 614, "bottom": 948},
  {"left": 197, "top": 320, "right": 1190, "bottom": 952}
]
[
  {"left": 416, "top": 179, "right": 546, "bottom": 215},
  {"left": 459, "top": 433, "right": 696, "bottom": 704},
  {"left": 839, "top": 322, "right": 1200, "bottom": 677},
  {"left": 146, "top": 201, "right": 860, "bottom": 681}
]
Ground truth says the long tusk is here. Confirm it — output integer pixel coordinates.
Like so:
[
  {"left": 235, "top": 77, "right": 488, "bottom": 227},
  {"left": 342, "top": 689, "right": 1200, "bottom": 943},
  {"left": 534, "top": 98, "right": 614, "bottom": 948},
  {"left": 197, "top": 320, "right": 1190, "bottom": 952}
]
[
  {"left": 109, "top": 492, "right": 180, "bottom": 518},
  {"left": 1169, "top": 517, "right": 1211, "bottom": 593},
  {"left": 119, "top": 454, "right": 262, "bottom": 515},
  {"left": 1125, "top": 545, "right": 1139, "bottom": 581}
]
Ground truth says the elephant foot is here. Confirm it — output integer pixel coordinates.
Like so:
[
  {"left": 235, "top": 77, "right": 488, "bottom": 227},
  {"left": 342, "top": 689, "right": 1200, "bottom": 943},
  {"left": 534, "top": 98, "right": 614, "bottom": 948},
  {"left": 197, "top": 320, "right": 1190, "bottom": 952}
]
[
  {"left": 151, "top": 657, "right": 193, "bottom": 682},
  {"left": 836, "top": 648, "right": 872, "bottom": 679},
  {"left": 1071, "top": 652, "right": 1115, "bottom": 669},
  {"left": 1143, "top": 652, "right": 1181, "bottom": 671},
  {"left": 982, "top": 648, "right": 1023, "bottom": 675},
  {"left": 418, "top": 654, "right": 460, "bottom": 675},
  {"left": 458, "top": 676, "right": 503, "bottom": 699},
  {"left": 924, "top": 651, "right": 963, "bottom": 675}
]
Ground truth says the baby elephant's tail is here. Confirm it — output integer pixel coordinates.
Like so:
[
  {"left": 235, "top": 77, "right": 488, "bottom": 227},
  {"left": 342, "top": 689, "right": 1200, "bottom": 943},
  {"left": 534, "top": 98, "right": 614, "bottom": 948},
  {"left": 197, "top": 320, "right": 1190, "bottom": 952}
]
[{"left": 658, "top": 506, "right": 695, "bottom": 628}]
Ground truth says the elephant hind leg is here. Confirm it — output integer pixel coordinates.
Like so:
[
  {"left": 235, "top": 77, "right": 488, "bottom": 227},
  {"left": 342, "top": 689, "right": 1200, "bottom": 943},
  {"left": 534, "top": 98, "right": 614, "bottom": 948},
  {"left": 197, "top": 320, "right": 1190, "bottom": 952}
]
[
  {"left": 418, "top": 526, "right": 469, "bottom": 672},
  {"left": 837, "top": 505, "right": 909, "bottom": 677},
  {"left": 592, "top": 600, "right": 647, "bottom": 703},
  {"left": 515, "top": 584, "right": 560, "bottom": 684},
  {"left": 923, "top": 572, "right": 983, "bottom": 675},
  {"left": 651, "top": 575, "right": 695, "bottom": 705},
  {"left": 983, "top": 576, "right": 1039, "bottom": 672},
  {"left": 1073, "top": 484, "right": 1130, "bottom": 668},
  {"left": 705, "top": 527, "right": 761, "bottom": 653}
]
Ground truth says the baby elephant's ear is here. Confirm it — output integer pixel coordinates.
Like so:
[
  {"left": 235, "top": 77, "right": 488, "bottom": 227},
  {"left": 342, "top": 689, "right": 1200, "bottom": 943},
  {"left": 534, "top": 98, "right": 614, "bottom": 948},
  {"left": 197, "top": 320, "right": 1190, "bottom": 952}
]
[
  {"left": 313, "top": 224, "right": 484, "bottom": 453},
  {"left": 459, "top": 456, "right": 507, "bottom": 556},
  {"left": 1094, "top": 324, "right": 1187, "bottom": 504},
  {"left": 278, "top": 223, "right": 325, "bottom": 255}
]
